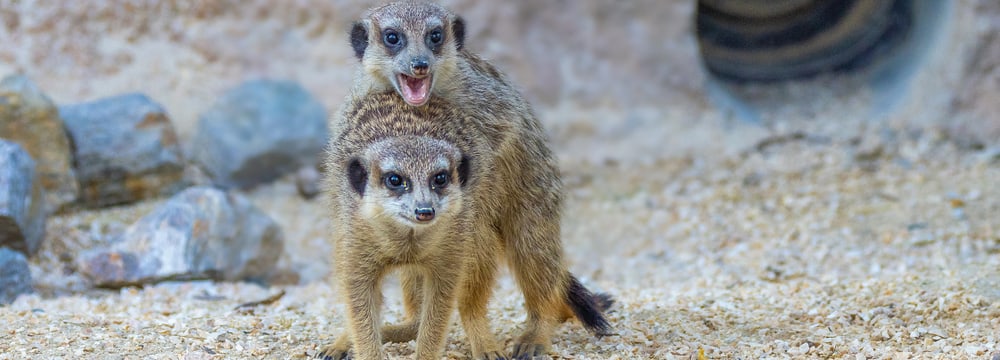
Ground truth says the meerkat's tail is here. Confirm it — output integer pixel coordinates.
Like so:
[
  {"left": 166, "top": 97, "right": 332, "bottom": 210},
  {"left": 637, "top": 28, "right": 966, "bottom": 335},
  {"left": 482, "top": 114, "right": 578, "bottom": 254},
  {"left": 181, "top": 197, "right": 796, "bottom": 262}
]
[{"left": 565, "top": 274, "right": 613, "bottom": 336}]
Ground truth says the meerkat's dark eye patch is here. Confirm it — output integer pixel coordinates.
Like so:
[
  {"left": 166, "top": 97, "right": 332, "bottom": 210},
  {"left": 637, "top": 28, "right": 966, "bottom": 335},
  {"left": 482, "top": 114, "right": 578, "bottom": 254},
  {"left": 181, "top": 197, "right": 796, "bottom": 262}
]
[
  {"left": 457, "top": 155, "right": 471, "bottom": 187},
  {"left": 383, "top": 173, "right": 408, "bottom": 192},
  {"left": 382, "top": 28, "right": 405, "bottom": 53},
  {"left": 429, "top": 29, "right": 443, "bottom": 44},
  {"left": 427, "top": 28, "right": 444, "bottom": 53},
  {"left": 350, "top": 22, "right": 368, "bottom": 60},
  {"left": 431, "top": 171, "right": 449, "bottom": 189},
  {"left": 452, "top": 16, "right": 466, "bottom": 51},
  {"left": 347, "top": 158, "right": 367, "bottom": 195}
]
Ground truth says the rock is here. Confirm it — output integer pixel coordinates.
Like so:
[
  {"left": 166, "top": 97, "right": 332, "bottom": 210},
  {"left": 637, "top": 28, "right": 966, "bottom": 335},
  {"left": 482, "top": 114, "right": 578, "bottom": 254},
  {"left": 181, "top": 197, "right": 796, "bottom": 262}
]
[
  {"left": 0, "top": 247, "right": 32, "bottom": 304},
  {"left": 181, "top": 164, "right": 214, "bottom": 187},
  {"left": 981, "top": 147, "right": 1000, "bottom": 164},
  {"left": 60, "top": 93, "right": 186, "bottom": 208},
  {"left": 78, "top": 186, "right": 284, "bottom": 288},
  {"left": 295, "top": 165, "right": 321, "bottom": 199},
  {"left": 0, "top": 140, "right": 46, "bottom": 256},
  {"left": 191, "top": 80, "right": 328, "bottom": 189},
  {"left": 949, "top": 20, "right": 1000, "bottom": 148},
  {"left": 0, "top": 74, "right": 78, "bottom": 210}
]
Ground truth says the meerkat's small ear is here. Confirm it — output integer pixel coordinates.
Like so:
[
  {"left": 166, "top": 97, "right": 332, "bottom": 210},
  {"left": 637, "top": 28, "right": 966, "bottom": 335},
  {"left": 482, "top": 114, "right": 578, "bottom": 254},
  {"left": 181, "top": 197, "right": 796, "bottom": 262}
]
[
  {"left": 457, "top": 154, "right": 471, "bottom": 187},
  {"left": 348, "top": 158, "right": 367, "bottom": 195},
  {"left": 452, "top": 16, "right": 466, "bottom": 51},
  {"left": 350, "top": 21, "right": 369, "bottom": 60}
]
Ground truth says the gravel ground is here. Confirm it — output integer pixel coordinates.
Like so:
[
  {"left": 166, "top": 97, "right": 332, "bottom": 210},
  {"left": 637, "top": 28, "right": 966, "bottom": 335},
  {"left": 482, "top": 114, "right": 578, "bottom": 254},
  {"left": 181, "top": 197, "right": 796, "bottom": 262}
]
[{"left": 3, "top": 122, "right": 998, "bottom": 359}]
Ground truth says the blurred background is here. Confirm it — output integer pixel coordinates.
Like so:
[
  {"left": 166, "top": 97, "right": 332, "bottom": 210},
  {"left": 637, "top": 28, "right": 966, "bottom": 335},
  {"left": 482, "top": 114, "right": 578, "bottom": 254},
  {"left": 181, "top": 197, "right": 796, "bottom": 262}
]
[{"left": 1, "top": 0, "right": 996, "bottom": 159}]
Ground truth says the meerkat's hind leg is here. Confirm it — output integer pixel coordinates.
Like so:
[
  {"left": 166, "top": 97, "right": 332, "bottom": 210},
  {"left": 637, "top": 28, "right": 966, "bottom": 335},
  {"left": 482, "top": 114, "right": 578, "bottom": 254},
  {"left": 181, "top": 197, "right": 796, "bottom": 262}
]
[
  {"left": 457, "top": 235, "right": 506, "bottom": 359},
  {"left": 380, "top": 323, "right": 419, "bottom": 344},
  {"left": 503, "top": 219, "right": 566, "bottom": 359},
  {"left": 316, "top": 270, "right": 424, "bottom": 359},
  {"left": 315, "top": 320, "right": 421, "bottom": 360},
  {"left": 381, "top": 271, "right": 424, "bottom": 343}
]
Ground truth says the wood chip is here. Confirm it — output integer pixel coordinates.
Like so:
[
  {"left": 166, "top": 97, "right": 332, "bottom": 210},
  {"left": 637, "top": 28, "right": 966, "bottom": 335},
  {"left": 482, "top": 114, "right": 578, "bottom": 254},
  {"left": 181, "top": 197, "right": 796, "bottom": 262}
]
[{"left": 234, "top": 290, "right": 286, "bottom": 312}]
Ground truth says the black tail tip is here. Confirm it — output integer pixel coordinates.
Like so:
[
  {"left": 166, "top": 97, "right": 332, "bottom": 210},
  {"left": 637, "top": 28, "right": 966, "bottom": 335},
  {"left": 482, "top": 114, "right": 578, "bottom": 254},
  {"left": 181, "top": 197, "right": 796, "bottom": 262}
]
[
  {"left": 566, "top": 275, "right": 613, "bottom": 336},
  {"left": 593, "top": 292, "right": 615, "bottom": 312}
]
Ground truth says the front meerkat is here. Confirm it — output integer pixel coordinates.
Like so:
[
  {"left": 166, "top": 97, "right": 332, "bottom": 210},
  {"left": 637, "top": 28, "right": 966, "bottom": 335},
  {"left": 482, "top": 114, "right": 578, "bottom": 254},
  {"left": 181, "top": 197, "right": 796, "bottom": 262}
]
[
  {"left": 320, "top": 92, "right": 611, "bottom": 360},
  {"left": 325, "top": 133, "right": 472, "bottom": 360}
]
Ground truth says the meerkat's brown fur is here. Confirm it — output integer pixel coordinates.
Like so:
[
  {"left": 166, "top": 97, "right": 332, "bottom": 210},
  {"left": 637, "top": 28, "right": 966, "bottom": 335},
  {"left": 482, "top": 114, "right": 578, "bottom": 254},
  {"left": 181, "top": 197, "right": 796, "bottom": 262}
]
[
  {"left": 319, "top": 2, "right": 613, "bottom": 359},
  {"left": 322, "top": 117, "right": 472, "bottom": 360},
  {"left": 320, "top": 91, "right": 611, "bottom": 360}
]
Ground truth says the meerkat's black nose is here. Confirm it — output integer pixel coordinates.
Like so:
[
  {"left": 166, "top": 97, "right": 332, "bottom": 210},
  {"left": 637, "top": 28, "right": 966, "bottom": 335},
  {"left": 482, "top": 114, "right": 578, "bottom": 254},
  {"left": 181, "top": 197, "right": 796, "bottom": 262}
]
[
  {"left": 411, "top": 58, "right": 429, "bottom": 75},
  {"left": 414, "top": 207, "right": 435, "bottom": 222}
]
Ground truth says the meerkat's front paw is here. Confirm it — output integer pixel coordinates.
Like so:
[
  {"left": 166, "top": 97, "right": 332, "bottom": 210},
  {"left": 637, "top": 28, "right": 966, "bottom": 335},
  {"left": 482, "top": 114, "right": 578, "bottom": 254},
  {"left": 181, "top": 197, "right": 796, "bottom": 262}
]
[
  {"left": 316, "top": 344, "right": 352, "bottom": 360},
  {"left": 473, "top": 350, "right": 509, "bottom": 360},
  {"left": 510, "top": 343, "right": 549, "bottom": 360}
]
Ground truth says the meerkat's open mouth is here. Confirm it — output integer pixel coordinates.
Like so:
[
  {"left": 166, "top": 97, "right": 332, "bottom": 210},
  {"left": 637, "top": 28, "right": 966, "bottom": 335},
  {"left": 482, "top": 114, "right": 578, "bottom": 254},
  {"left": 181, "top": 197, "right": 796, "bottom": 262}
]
[{"left": 398, "top": 73, "right": 431, "bottom": 106}]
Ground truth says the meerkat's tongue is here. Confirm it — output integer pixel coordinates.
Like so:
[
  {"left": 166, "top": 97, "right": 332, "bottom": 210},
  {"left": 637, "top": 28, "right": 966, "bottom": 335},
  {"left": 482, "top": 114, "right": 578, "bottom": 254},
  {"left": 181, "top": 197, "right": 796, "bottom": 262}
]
[{"left": 399, "top": 74, "right": 431, "bottom": 106}]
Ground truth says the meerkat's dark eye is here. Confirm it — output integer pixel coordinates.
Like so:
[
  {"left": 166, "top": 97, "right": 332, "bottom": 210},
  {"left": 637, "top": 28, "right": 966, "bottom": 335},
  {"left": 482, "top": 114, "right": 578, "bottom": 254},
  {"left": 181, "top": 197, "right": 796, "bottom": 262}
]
[
  {"left": 431, "top": 172, "right": 449, "bottom": 188},
  {"left": 384, "top": 173, "right": 406, "bottom": 190},
  {"left": 383, "top": 30, "right": 401, "bottom": 46},
  {"left": 428, "top": 29, "right": 443, "bottom": 45}
]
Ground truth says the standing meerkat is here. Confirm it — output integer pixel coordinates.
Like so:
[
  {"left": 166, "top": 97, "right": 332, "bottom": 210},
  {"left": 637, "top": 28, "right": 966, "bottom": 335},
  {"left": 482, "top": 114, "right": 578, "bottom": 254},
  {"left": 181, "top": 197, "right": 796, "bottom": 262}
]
[
  {"left": 319, "top": 92, "right": 612, "bottom": 360},
  {"left": 320, "top": 2, "right": 613, "bottom": 359}
]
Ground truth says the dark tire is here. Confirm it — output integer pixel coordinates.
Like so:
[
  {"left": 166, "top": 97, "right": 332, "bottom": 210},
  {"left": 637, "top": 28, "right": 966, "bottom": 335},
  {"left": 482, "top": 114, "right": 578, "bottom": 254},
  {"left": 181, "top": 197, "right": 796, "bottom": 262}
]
[{"left": 697, "top": 0, "right": 914, "bottom": 82}]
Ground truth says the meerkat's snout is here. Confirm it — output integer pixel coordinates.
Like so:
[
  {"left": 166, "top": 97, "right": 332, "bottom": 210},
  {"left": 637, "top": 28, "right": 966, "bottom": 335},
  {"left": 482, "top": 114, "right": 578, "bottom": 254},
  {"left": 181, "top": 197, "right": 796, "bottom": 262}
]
[
  {"left": 414, "top": 205, "right": 435, "bottom": 222},
  {"left": 407, "top": 189, "right": 439, "bottom": 225},
  {"left": 395, "top": 24, "right": 445, "bottom": 106},
  {"left": 397, "top": 62, "right": 432, "bottom": 106},
  {"left": 387, "top": 27, "right": 438, "bottom": 107},
  {"left": 411, "top": 57, "right": 429, "bottom": 75}
]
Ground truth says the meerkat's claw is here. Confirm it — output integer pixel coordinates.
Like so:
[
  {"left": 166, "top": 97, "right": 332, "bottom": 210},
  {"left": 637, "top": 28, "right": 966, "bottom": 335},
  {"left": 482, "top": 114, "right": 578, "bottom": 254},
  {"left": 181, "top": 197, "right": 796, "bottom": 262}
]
[
  {"left": 475, "top": 350, "right": 509, "bottom": 360},
  {"left": 316, "top": 345, "right": 351, "bottom": 360},
  {"left": 511, "top": 343, "right": 548, "bottom": 360}
]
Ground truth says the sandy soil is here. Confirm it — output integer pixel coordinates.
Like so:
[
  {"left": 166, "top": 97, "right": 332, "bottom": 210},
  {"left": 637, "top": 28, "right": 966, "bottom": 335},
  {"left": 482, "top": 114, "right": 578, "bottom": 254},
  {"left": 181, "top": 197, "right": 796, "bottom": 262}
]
[
  {"left": 2, "top": 2, "right": 999, "bottom": 359},
  {"left": 4, "top": 121, "right": 999, "bottom": 359}
]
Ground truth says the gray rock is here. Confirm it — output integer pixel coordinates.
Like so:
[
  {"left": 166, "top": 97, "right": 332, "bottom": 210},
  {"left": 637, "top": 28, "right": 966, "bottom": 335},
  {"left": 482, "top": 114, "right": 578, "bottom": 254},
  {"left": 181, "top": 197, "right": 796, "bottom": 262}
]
[
  {"left": 0, "top": 247, "right": 33, "bottom": 304},
  {"left": 982, "top": 147, "right": 1000, "bottom": 164},
  {"left": 60, "top": 93, "right": 186, "bottom": 208},
  {"left": 0, "top": 74, "right": 78, "bottom": 211},
  {"left": 950, "top": 28, "right": 1000, "bottom": 148},
  {"left": 192, "top": 80, "right": 328, "bottom": 189},
  {"left": 295, "top": 165, "right": 321, "bottom": 199},
  {"left": 0, "top": 140, "right": 46, "bottom": 256},
  {"left": 78, "top": 186, "right": 284, "bottom": 288}
]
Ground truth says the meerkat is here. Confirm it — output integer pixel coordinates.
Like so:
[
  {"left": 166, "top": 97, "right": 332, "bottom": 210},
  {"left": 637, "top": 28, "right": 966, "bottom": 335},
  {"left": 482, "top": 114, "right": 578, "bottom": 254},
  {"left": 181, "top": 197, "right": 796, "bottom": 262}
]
[
  {"left": 325, "top": 134, "right": 473, "bottom": 360},
  {"left": 318, "top": 91, "right": 612, "bottom": 360}
]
